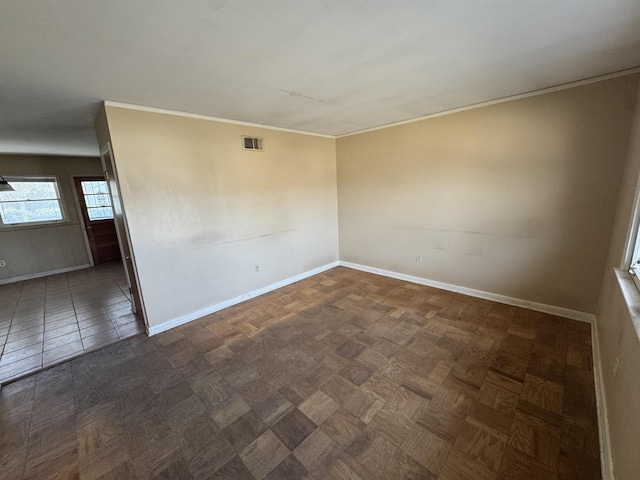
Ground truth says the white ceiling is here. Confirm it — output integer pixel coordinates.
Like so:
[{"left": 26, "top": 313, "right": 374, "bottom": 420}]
[{"left": 1, "top": 0, "right": 640, "bottom": 157}]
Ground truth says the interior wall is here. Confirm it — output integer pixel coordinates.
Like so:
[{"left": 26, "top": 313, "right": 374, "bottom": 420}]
[
  {"left": 596, "top": 83, "right": 640, "bottom": 480},
  {"left": 0, "top": 155, "right": 103, "bottom": 282},
  {"left": 101, "top": 106, "right": 339, "bottom": 329},
  {"left": 337, "top": 75, "right": 639, "bottom": 314}
]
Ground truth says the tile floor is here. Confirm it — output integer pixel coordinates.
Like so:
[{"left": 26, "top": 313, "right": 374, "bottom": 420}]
[
  {"left": 0, "top": 267, "right": 600, "bottom": 479},
  {"left": 0, "top": 262, "right": 145, "bottom": 383}
]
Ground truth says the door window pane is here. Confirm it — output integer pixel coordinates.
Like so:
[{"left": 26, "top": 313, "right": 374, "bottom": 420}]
[{"left": 81, "top": 181, "right": 114, "bottom": 220}]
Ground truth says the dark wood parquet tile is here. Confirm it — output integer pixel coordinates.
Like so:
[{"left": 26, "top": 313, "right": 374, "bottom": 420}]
[
  {"left": 271, "top": 408, "right": 317, "bottom": 450},
  {"left": 440, "top": 447, "right": 496, "bottom": 480},
  {"left": 417, "top": 402, "right": 464, "bottom": 443},
  {"left": 498, "top": 445, "right": 558, "bottom": 480},
  {"left": 508, "top": 417, "right": 561, "bottom": 470},
  {"left": 454, "top": 419, "right": 506, "bottom": 473},
  {"left": 293, "top": 427, "right": 341, "bottom": 475},
  {"left": 0, "top": 267, "right": 602, "bottom": 479},
  {"left": 320, "top": 408, "right": 368, "bottom": 449},
  {"left": 401, "top": 423, "right": 452, "bottom": 474},
  {"left": 387, "top": 450, "right": 439, "bottom": 479},
  {"left": 298, "top": 390, "right": 339, "bottom": 426},
  {"left": 339, "top": 361, "right": 374, "bottom": 386},
  {"left": 368, "top": 405, "right": 415, "bottom": 447},
  {"left": 222, "top": 410, "right": 269, "bottom": 453},
  {"left": 348, "top": 432, "right": 397, "bottom": 478},
  {"left": 211, "top": 455, "right": 254, "bottom": 480}
]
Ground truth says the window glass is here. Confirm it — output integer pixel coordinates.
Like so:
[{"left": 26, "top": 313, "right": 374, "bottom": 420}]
[
  {"left": 80, "top": 180, "right": 114, "bottom": 221},
  {"left": 0, "top": 179, "right": 64, "bottom": 225}
]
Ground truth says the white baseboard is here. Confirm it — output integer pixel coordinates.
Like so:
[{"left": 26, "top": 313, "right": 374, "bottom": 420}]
[
  {"left": 0, "top": 264, "right": 91, "bottom": 285},
  {"left": 148, "top": 261, "right": 340, "bottom": 336},
  {"left": 338, "top": 261, "right": 596, "bottom": 323},
  {"left": 590, "top": 322, "right": 615, "bottom": 479}
]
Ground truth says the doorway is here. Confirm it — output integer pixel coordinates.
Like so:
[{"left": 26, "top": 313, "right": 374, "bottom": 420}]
[
  {"left": 73, "top": 176, "right": 121, "bottom": 265},
  {"left": 0, "top": 159, "right": 148, "bottom": 383},
  {"left": 99, "top": 143, "right": 145, "bottom": 320}
]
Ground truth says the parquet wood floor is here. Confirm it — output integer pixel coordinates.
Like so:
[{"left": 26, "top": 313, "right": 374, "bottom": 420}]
[{"left": 0, "top": 267, "right": 601, "bottom": 479}]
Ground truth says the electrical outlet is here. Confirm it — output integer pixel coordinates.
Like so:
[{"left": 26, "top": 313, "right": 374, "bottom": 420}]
[
  {"left": 416, "top": 254, "right": 422, "bottom": 263},
  {"left": 0, "top": 260, "right": 6, "bottom": 267},
  {"left": 254, "top": 264, "right": 260, "bottom": 273},
  {"left": 613, "top": 357, "right": 620, "bottom": 379}
]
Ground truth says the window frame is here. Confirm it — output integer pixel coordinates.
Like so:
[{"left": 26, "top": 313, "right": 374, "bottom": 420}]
[
  {"left": 629, "top": 249, "right": 640, "bottom": 293},
  {"left": 78, "top": 179, "right": 115, "bottom": 221},
  {"left": 0, "top": 175, "right": 68, "bottom": 228},
  {"left": 627, "top": 177, "right": 640, "bottom": 295}
]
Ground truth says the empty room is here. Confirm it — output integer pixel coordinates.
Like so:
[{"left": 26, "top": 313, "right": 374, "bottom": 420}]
[{"left": 1, "top": 1, "right": 640, "bottom": 479}]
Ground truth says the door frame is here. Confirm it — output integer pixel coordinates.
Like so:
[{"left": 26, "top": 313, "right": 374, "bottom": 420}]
[
  {"left": 72, "top": 175, "right": 121, "bottom": 266},
  {"left": 100, "top": 142, "right": 148, "bottom": 331},
  {"left": 70, "top": 174, "right": 99, "bottom": 268}
]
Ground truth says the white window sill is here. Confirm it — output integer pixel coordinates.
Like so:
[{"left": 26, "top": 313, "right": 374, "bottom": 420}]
[
  {"left": 0, "top": 221, "right": 78, "bottom": 232},
  {"left": 614, "top": 268, "right": 640, "bottom": 343}
]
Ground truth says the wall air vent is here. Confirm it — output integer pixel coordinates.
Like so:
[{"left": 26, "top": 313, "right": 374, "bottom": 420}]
[{"left": 242, "top": 136, "right": 263, "bottom": 151}]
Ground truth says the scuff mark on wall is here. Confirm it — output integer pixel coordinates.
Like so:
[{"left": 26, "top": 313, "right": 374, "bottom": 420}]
[
  {"left": 211, "top": 228, "right": 297, "bottom": 246},
  {"left": 392, "top": 224, "right": 540, "bottom": 239}
]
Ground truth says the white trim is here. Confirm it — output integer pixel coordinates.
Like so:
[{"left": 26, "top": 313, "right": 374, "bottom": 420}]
[
  {"left": 99, "top": 141, "right": 149, "bottom": 330},
  {"left": 621, "top": 88, "right": 640, "bottom": 270},
  {"left": 0, "top": 220, "right": 80, "bottom": 232},
  {"left": 590, "top": 320, "right": 615, "bottom": 480},
  {"left": 0, "top": 174, "right": 68, "bottom": 228},
  {"left": 0, "top": 264, "right": 91, "bottom": 285},
  {"left": 103, "top": 101, "right": 335, "bottom": 139},
  {"left": 148, "top": 261, "right": 340, "bottom": 336},
  {"left": 339, "top": 261, "right": 596, "bottom": 323},
  {"left": 622, "top": 175, "right": 640, "bottom": 269},
  {"left": 337, "top": 67, "right": 640, "bottom": 138},
  {"left": 105, "top": 68, "right": 640, "bottom": 142},
  {"left": 614, "top": 266, "right": 640, "bottom": 342}
]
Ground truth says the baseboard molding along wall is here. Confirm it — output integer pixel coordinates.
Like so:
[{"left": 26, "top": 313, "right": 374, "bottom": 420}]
[
  {"left": 339, "top": 261, "right": 596, "bottom": 323},
  {"left": 590, "top": 322, "right": 615, "bottom": 480},
  {"left": 0, "top": 264, "right": 91, "bottom": 285},
  {"left": 150, "top": 259, "right": 596, "bottom": 335},
  {"left": 148, "top": 261, "right": 340, "bottom": 336}
]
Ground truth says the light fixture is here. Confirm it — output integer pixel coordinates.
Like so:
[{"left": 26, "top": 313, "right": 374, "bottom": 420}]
[{"left": 0, "top": 176, "right": 15, "bottom": 192}]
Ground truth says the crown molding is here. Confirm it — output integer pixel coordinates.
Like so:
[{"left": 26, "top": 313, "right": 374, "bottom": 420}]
[
  {"left": 103, "top": 101, "right": 335, "bottom": 139},
  {"left": 337, "top": 66, "right": 640, "bottom": 138}
]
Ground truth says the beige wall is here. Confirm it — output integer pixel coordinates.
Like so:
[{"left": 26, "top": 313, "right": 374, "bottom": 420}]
[
  {"left": 0, "top": 155, "right": 103, "bottom": 281},
  {"left": 337, "top": 75, "right": 639, "bottom": 314},
  {"left": 101, "top": 106, "right": 338, "bottom": 329},
  {"left": 596, "top": 83, "right": 640, "bottom": 480},
  {"left": 96, "top": 77, "right": 640, "bottom": 474}
]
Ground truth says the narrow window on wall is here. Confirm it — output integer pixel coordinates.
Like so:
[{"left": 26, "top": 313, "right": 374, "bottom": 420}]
[
  {"left": 0, "top": 176, "right": 65, "bottom": 226},
  {"left": 630, "top": 235, "right": 640, "bottom": 291}
]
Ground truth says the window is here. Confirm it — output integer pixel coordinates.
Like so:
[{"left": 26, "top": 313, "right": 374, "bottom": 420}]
[
  {"left": 80, "top": 180, "right": 114, "bottom": 220},
  {"left": 0, "top": 177, "right": 65, "bottom": 226},
  {"left": 630, "top": 235, "right": 640, "bottom": 291},
  {"left": 628, "top": 188, "right": 640, "bottom": 292}
]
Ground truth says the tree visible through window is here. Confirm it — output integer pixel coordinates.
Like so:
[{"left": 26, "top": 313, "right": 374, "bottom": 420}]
[{"left": 0, "top": 178, "right": 64, "bottom": 225}]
